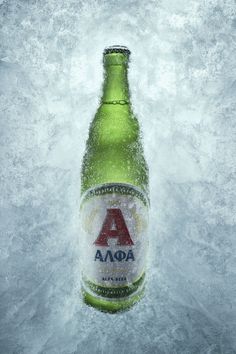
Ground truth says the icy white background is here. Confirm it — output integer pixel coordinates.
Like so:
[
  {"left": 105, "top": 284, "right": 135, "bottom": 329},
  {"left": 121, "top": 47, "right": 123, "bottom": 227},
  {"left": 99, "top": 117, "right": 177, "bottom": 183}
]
[{"left": 0, "top": 0, "right": 236, "bottom": 353}]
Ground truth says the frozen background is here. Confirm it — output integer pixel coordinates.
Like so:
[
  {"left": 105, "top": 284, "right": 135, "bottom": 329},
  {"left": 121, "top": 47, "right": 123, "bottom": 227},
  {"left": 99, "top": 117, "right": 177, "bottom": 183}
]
[{"left": 0, "top": 0, "right": 236, "bottom": 353}]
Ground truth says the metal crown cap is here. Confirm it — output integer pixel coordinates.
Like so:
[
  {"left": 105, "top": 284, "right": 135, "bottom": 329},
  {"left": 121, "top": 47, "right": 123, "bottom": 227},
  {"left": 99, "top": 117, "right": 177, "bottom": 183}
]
[{"left": 103, "top": 45, "right": 131, "bottom": 56}]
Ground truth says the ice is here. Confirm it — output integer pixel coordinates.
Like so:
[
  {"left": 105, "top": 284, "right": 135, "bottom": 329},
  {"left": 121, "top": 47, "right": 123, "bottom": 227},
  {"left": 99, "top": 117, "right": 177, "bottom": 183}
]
[{"left": 0, "top": 0, "right": 236, "bottom": 353}]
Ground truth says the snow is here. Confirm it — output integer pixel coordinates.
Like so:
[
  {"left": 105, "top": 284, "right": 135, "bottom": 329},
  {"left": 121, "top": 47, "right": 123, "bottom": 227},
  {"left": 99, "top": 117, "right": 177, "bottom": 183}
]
[{"left": 0, "top": 0, "right": 236, "bottom": 353}]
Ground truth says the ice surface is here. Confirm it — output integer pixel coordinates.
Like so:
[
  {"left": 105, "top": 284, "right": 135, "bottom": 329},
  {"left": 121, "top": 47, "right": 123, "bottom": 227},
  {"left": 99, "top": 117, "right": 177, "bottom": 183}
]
[{"left": 0, "top": 0, "right": 236, "bottom": 353}]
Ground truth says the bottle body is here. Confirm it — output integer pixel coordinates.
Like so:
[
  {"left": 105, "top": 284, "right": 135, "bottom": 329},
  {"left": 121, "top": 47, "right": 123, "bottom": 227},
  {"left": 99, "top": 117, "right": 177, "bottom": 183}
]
[{"left": 80, "top": 47, "right": 149, "bottom": 313}]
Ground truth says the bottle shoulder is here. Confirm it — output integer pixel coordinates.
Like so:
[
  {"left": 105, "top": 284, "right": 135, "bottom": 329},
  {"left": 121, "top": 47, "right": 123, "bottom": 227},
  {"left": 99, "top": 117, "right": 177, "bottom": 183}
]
[
  {"left": 81, "top": 103, "right": 149, "bottom": 194},
  {"left": 87, "top": 103, "right": 140, "bottom": 147}
]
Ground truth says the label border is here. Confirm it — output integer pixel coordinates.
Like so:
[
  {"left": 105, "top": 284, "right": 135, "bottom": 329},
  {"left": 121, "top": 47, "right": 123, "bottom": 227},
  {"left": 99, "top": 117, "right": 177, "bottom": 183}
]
[
  {"left": 82, "top": 272, "right": 145, "bottom": 300},
  {"left": 80, "top": 182, "right": 149, "bottom": 207}
]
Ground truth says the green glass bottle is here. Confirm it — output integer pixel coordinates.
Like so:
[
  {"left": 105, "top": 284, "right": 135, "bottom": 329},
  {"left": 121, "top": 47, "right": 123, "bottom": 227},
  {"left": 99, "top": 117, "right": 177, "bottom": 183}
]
[{"left": 80, "top": 45, "right": 149, "bottom": 313}]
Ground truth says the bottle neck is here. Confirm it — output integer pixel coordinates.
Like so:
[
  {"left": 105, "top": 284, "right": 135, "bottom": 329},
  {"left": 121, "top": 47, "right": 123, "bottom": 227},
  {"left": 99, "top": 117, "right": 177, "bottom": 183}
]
[{"left": 101, "top": 63, "right": 130, "bottom": 104}]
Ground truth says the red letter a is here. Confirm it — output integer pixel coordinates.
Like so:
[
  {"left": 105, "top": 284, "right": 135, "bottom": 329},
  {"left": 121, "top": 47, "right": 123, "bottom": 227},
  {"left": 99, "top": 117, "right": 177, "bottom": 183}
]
[{"left": 94, "top": 208, "right": 134, "bottom": 246}]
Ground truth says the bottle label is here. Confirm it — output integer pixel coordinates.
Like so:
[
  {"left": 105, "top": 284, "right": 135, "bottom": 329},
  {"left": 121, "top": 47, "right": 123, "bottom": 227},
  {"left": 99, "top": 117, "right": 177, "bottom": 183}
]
[{"left": 79, "top": 183, "right": 149, "bottom": 299}]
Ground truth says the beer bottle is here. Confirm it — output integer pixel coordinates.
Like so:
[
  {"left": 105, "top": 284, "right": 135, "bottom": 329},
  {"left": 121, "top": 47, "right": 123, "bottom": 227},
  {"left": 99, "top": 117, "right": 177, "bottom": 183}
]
[{"left": 80, "top": 45, "right": 149, "bottom": 313}]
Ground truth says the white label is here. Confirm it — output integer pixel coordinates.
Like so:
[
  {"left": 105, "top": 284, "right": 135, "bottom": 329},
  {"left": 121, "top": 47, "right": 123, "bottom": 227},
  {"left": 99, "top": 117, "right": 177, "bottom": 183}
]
[{"left": 79, "top": 183, "right": 149, "bottom": 288}]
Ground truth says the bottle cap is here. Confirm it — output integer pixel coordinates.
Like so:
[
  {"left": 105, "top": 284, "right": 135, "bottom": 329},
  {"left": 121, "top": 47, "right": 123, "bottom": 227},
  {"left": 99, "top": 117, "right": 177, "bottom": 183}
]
[
  {"left": 103, "top": 45, "right": 131, "bottom": 56},
  {"left": 103, "top": 46, "right": 130, "bottom": 65}
]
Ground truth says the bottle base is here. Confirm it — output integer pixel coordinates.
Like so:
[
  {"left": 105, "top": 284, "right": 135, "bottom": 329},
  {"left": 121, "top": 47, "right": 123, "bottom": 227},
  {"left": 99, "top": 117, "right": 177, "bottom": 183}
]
[{"left": 82, "top": 286, "right": 145, "bottom": 314}]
